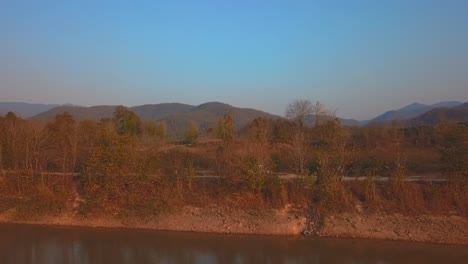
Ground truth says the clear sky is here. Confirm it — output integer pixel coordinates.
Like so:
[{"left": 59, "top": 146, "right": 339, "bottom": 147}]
[{"left": 1, "top": 0, "right": 468, "bottom": 120}]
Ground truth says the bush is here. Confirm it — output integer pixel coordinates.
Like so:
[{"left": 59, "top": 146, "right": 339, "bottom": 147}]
[{"left": 15, "top": 186, "right": 67, "bottom": 219}]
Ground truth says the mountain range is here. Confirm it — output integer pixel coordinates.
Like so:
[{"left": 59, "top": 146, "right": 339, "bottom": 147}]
[
  {"left": 409, "top": 102, "right": 468, "bottom": 126},
  {"left": 25, "top": 102, "right": 279, "bottom": 138},
  {"left": 367, "top": 101, "right": 463, "bottom": 125},
  {"left": 0, "top": 102, "right": 59, "bottom": 118},
  {"left": 1, "top": 101, "right": 467, "bottom": 136}
]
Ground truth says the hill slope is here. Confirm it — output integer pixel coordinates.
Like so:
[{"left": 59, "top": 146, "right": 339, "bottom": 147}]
[
  {"left": 32, "top": 105, "right": 117, "bottom": 121},
  {"left": 31, "top": 102, "right": 281, "bottom": 138},
  {"left": 303, "top": 115, "right": 365, "bottom": 127},
  {"left": 409, "top": 102, "right": 468, "bottom": 126},
  {"left": 369, "top": 101, "right": 463, "bottom": 124},
  {"left": 161, "top": 102, "right": 279, "bottom": 138},
  {"left": 131, "top": 103, "right": 195, "bottom": 120},
  {"left": 0, "top": 102, "right": 59, "bottom": 118}
]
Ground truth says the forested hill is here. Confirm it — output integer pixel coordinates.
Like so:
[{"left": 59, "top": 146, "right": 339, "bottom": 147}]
[
  {"left": 0, "top": 102, "right": 59, "bottom": 118},
  {"left": 4, "top": 100, "right": 468, "bottom": 134},
  {"left": 409, "top": 102, "right": 468, "bottom": 126},
  {"left": 31, "top": 103, "right": 195, "bottom": 121},
  {"left": 366, "top": 101, "right": 463, "bottom": 125},
  {"left": 31, "top": 102, "right": 280, "bottom": 137},
  {"left": 32, "top": 105, "right": 117, "bottom": 121}
]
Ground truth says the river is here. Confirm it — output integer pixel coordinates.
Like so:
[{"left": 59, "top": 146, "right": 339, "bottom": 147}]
[{"left": 0, "top": 223, "right": 466, "bottom": 264}]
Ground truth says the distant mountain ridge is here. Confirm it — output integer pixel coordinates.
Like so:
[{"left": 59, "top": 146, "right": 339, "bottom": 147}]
[
  {"left": 303, "top": 115, "right": 365, "bottom": 127},
  {"left": 31, "top": 102, "right": 276, "bottom": 120},
  {"left": 368, "top": 101, "right": 463, "bottom": 125},
  {"left": 30, "top": 101, "right": 367, "bottom": 130},
  {"left": 32, "top": 103, "right": 197, "bottom": 122},
  {"left": 409, "top": 102, "right": 468, "bottom": 126},
  {"left": 160, "top": 102, "right": 280, "bottom": 138},
  {"left": 2, "top": 100, "right": 467, "bottom": 133},
  {"left": 0, "top": 102, "right": 60, "bottom": 118},
  {"left": 32, "top": 105, "right": 117, "bottom": 121},
  {"left": 30, "top": 102, "right": 281, "bottom": 138}
]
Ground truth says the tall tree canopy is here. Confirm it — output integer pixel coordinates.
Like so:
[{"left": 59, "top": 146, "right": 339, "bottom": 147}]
[{"left": 112, "top": 106, "right": 142, "bottom": 136}]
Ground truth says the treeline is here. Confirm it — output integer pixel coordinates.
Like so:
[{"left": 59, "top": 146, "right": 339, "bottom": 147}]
[{"left": 0, "top": 100, "right": 467, "bottom": 219}]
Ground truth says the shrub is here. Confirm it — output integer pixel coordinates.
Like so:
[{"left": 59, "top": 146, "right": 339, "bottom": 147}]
[{"left": 15, "top": 186, "right": 67, "bottom": 219}]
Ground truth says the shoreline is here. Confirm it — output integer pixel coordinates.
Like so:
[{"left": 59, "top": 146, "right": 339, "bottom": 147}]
[
  {"left": 1, "top": 206, "right": 467, "bottom": 245},
  {"left": 318, "top": 213, "right": 468, "bottom": 245}
]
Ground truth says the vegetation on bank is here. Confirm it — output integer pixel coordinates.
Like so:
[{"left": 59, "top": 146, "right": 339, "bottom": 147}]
[{"left": 0, "top": 100, "right": 467, "bottom": 219}]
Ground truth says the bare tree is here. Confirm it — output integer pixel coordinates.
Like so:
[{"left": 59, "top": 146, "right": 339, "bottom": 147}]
[
  {"left": 48, "top": 112, "right": 78, "bottom": 185},
  {"left": 249, "top": 117, "right": 271, "bottom": 146},
  {"left": 286, "top": 100, "right": 334, "bottom": 126},
  {"left": 312, "top": 101, "right": 336, "bottom": 126},
  {"left": 285, "top": 99, "right": 337, "bottom": 175},
  {"left": 285, "top": 100, "right": 315, "bottom": 175},
  {"left": 286, "top": 99, "right": 314, "bottom": 126}
]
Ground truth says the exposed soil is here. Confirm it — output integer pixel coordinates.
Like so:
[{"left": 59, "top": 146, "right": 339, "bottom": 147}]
[
  {"left": 0, "top": 204, "right": 307, "bottom": 235},
  {"left": 0, "top": 205, "right": 467, "bottom": 245},
  {"left": 318, "top": 213, "right": 468, "bottom": 245}
]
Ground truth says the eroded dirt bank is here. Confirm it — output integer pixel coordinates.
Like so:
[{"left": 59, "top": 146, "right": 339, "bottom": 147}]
[
  {"left": 0, "top": 205, "right": 307, "bottom": 235},
  {"left": 1, "top": 206, "right": 467, "bottom": 245},
  {"left": 318, "top": 213, "right": 468, "bottom": 245}
]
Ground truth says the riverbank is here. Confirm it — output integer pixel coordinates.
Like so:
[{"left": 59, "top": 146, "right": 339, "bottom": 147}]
[
  {"left": 1, "top": 205, "right": 467, "bottom": 245},
  {"left": 0, "top": 205, "right": 307, "bottom": 235},
  {"left": 318, "top": 213, "right": 468, "bottom": 245}
]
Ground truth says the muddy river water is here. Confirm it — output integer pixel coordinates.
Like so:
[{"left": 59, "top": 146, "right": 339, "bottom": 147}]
[{"left": 0, "top": 223, "right": 466, "bottom": 264}]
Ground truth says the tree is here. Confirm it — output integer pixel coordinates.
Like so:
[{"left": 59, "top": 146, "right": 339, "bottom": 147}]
[
  {"left": 312, "top": 101, "right": 334, "bottom": 126},
  {"left": 143, "top": 121, "right": 167, "bottom": 143},
  {"left": 249, "top": 117, "right": 271, "bottom": 145},
  {"left": 184, "top": 123, "right": 199, "bottom": 144},
  {"left": 436, "top": 122, "right": 468, "bottom": 180},
  {"left": 48, "top": 112, "right": 78, "bottom": 176},
  {"left": 286, "top": 100, "right": 333, "bottom": 126},
  {"left": 303, "top": 117, "right": 351, "bottom": 207},
  {"left": 286, "top": 99, "right": 314, "bottom": 127},
  {"left": 285, "top": 100, "right": 315, "bottom": 175},
  {"left": 83, "top": 129, "right": 130, "bottom": 213},
  {"left": 285, "top": 100, "right": 336, "bottom": 175},
  {"left": 112, "top": 106, "right": 142, "bottom": 136},
  {"left": 23, "top": 121, "right": 50, "bottom": 173},
  {"left": 216, "top": 114, "right": 235, "bottom": 143},
  {"left": 76, "top": 120, "right": 99, "bottom": 171},
  {"left": 0, "top": 112, "right": 21, "bottom": 169},
  {"left": 315, "top": 120, "right": 349, "bottom": 180}
]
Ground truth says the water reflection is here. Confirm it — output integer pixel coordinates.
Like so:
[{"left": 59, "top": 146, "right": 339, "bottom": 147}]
[{"left": 0, "top": 223, "right": 466, "bottom": 264}]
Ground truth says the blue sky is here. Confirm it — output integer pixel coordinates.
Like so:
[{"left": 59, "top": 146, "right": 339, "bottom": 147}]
[{"left": 1, "top": 0, "right": 468, "bottom": 119}]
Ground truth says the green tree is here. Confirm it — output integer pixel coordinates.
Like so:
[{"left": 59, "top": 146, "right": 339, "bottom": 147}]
[
  {"left": 112, "top": 106, "right": 142, "bottom": 136},
  {"left": 184, "top": 123, "right": 199, "bottom": 144},
  {"left": 82, "top": 128, "right": 130, "bottom": 213},
  {"left": 216, "top": 114, "right": 235, "bottom": 143},
  {"left": 143, "top": 120, "right": 167, "bottom": 143}
]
